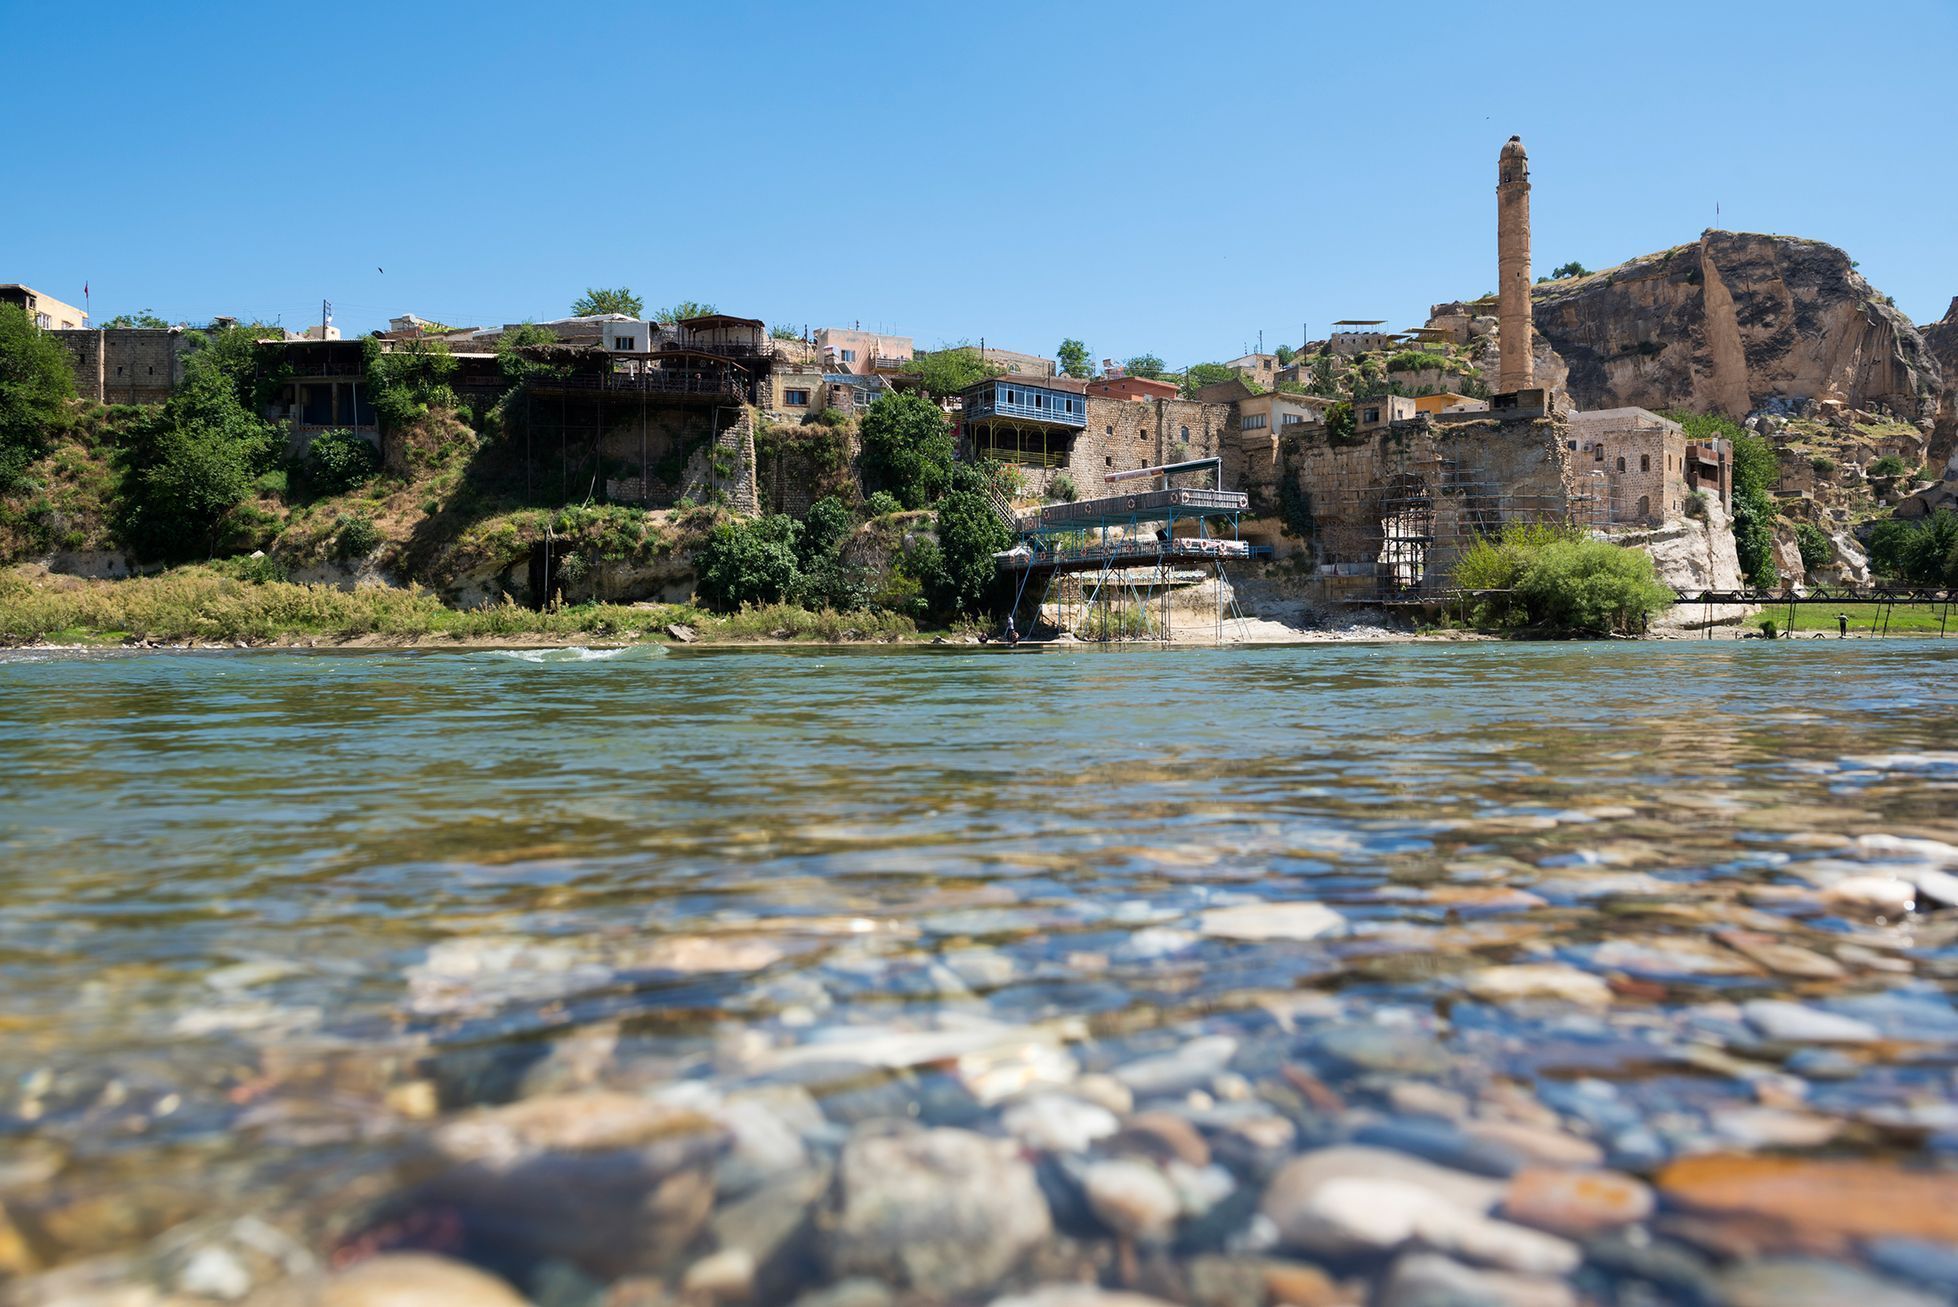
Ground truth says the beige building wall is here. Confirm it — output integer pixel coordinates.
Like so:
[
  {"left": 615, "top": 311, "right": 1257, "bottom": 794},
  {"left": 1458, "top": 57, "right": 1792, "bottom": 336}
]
[
  {"left": 981, "top": 346, "right": 1056, "bottom": 379},
  {"left": 814, "top": 328, "right": 912, "bottom": 375},
  {"left": 1567, "top": 409, "right": 1688, "bottom": 523},
  {"left": 1, "top": 285, "right": 87, "bottom": 330}
]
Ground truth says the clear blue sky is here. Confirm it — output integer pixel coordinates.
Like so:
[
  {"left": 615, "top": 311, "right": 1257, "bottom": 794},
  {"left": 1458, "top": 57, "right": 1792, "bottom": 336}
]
[{"left": 6, "top": 1, "right": 1954, "bottom": 366}]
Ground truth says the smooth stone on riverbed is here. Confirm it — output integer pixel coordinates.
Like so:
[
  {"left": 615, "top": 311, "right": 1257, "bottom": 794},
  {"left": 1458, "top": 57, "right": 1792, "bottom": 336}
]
[
  {"left": 245, "top": 1254, "right": 531, "bottom": 1306},
  {"left": 1310, "top": 1024, "right": 1450, "bottom": 1076},
  {"left": 827, "top": 1124, "right": 1051, "bottom": 1296},
  {"left": 1197, "top": 902, "right": 1345, "bottom": 941},
  {"left": 987, "top": 1287, "right": 1181, "bottom": 1307},
  {"left": 1265, "top": 1176, "right": 1579, "bottom": 1273},
  {"left": 1463, "top": 963, "right": 1611, "bottom": 1007},
  {"left": 1002, "top": 1094, "right": 1120, "bottom": 1154},
  {"left": 1113, "top": 1035, "right": 1238, "bottom": 1097},
  {"left": 1083, "top": 1158, "right": 1181, "bottom": 1240},
  {"left": 1500, "top": 1166, "right": 1653, "bottom": 1237},
  {"left": 1742, "top": 999, "right": 1882, "bottom": 1043},
  {"left": 1715, "top": 1258, "right": 1947, "bottom": 1307},
  {"left": 1377, "top": 1251, "right": 1576, "bottom": 1307}
]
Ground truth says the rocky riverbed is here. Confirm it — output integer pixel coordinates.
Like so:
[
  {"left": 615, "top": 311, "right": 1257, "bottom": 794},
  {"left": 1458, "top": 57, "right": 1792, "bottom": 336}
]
[{"left": 3, "top": 643, "right": 1958, "bottom": 1305}]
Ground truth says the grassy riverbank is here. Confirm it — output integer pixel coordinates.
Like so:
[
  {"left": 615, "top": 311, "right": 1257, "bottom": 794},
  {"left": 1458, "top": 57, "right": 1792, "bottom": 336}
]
[
  {"left": 0, "top": 566, "right": 925, "bottom": 646},
  {"left": 1776, "top": 601, "right": 1955, "bottom": 636}
]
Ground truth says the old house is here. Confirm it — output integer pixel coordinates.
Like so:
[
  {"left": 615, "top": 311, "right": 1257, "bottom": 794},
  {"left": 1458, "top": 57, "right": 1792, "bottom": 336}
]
[
  {"left": 1225, "top": 352, "right": 1279, "bottom": 388},
  {"left": 1087, "top": 375, "right": 1179, "bottom": 403},
  {"left": 0, "top": 284, "right": 86, "bottom": 331},
  {"left": 55, "top": 328, "right": 190, "bottom": 405},
  {"left": 1329, "top": 321, "right": 1394, "bottom": 356},
  {"left": 1565, "top": 407, "right": 1726, "bottom": 523},
  {"left": 816, "top": 327, "right": 913, "bottom": 376}
]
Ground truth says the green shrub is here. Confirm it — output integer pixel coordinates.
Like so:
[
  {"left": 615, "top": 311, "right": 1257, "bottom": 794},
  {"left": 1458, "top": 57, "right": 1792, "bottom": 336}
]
[
  {"left": 1385, "top": 350, "right": 1451, "bottom": 373},
  {"left": 1080, "top": 602, "right": 1156, "bottom": 641},
  {"left": 797, "top": 495, "right": 852, "bottom": 569},
  {"left": 694, "top": 513, "right": 802, "bottom": 610},
  {"left": 305, "top": 428, "right": 380, "bottom": 496},
  {"left": 1794, "top": 522, "right": 1833, "bottom": 572},
  {"left": 364, "top": 337, "right": 458, "bottom": 430},
  {"left": 1867, "top": 510, "right": 1958, "bottom": 586},
  {"left": 332, "top": 513, "right": 382, "bottom": 560},
  {"left": 1809, "top": 454, "right": 1837, "bottom": 478},
  {"left": 1683, "top": 489, "right": 1709, "bottom": 520},
  {"left": 1049, "top": 474, "right": 1078, "bottom": 503},
  {"left": 1868, "top": 455, "right": 1909, "bottom": 478},
  {"left": 0, "top": 303, "right": 77, "bottom": 490},
  {"left": 858, "top": 393, "right": 954, "bottom": 508},
  {"left": 924, "top": 470, "right": 1013, "bottom": 619},
  {"left": 214, "top": 552, "right": 288, "bottom": 584},
  {"left": 805, "top": 407, "right": 848, "bottom": 428},
  {"left": 1454, "top": 522, "right": 1672, "bottom": 636},
  {"left": 254, "top": 469, "right": 289, "bottom": 499},
  {"left": 864, "top": 490, "right": 901, "bottom": 518}
]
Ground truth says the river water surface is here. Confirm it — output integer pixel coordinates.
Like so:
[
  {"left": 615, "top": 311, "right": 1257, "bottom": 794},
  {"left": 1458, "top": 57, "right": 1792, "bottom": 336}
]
[{"left": 4, "top": 643, "right": 1958, "bottom": 1305}]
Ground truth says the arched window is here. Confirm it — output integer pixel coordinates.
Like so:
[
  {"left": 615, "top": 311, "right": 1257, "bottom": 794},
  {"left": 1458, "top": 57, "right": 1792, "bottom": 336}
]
[
  {"left": 1641, "top": 454, "right": 1651, "bottom": 472},
  {"left": 1180, "top": 425, "right": 1189, "bottom": 440},
  {"left": 1616, "top": 456, "right": 1626, "bottom": 472}
]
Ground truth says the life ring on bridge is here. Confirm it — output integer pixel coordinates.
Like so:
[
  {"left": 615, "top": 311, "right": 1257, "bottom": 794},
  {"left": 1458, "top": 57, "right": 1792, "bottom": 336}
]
[{"left": 1125, "top": 496, "right": 1136, "bottom": 510}]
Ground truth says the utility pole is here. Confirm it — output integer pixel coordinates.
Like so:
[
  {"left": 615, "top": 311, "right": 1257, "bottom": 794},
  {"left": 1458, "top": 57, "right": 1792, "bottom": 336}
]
[{"left": 321, "top": 298, "right": 331, "bottom": 340}]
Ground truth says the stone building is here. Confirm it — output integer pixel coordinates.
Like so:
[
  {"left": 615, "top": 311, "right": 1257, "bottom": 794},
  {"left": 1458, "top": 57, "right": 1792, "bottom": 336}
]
[
  {"left": 1564, "top": 408, "right": 1730, "bottom": 524},
  {"left": 1225, "top": 352, "right": 1280, "bottom": 388},
  {"left": 977, "top": 345, "right": 1056, "bottom": 379},
  {"left": 1330, "top": 322, "right": 1393, "bottom": 356},
  {"left": 1088, "top": 375, "right": 1179, "bottom": 403},
  {"left": 815, "top": 327, "right": 912, "bottom": 375},
  {"left": 52, "top": 328, "right": 189, "bottom": 405},
  {"left": 0, "top": 284, "right": 86, "bottom": 331}
]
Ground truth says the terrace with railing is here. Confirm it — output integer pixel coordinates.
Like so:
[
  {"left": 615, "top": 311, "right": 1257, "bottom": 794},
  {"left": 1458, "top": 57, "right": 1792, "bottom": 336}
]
[{"left": 961, "top": 379, "right": 1089, "bottom": 428}]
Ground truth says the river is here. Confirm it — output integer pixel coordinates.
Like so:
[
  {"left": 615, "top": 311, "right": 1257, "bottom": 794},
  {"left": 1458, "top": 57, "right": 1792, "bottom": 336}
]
[{"left": 3, "top": 642, "right": 1958, "bottom": 1305}]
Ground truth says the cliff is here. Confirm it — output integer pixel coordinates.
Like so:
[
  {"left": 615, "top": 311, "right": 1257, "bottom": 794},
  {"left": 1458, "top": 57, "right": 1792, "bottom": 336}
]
[
  {"left": 1448, "top": 231, "right": 1942, "bottom": 423},
  {"left": 1921, "top": 297, "right": 1958, "bottom": 465}
]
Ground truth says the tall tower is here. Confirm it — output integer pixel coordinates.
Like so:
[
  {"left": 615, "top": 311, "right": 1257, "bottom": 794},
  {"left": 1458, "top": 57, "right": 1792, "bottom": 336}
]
[{"left": 1497, "top": 135, "right": 1533, "bottom": 392}]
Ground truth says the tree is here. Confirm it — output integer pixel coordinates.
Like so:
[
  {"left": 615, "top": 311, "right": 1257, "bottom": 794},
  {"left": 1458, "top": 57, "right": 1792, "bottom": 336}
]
[
  {"left": 652, "top": 300, "right": 717, "bottom": 323},
  {"left": 570, "top": 287, "right": 644, "bottom": 318},
  {"left": 926, "top": 465, "right": 1013, "bottom": 619},
  {"left": 1125, "top": 354, "right": 1167, "bottom": 380},
  {"left": 694, "top": 513, "right": 802, "bottom": 609},
  {"left": 769, "top": 323, "right": 802, "bottom": 341},
  {"left": 1549, "top": 262, "right": 1592, "bottom": 280},
  {"left": 0, "top": 303, "right": 77, "bottom": 489},
  {"left": 901, "top": 347, "right": 993, "bottom": 399},
  {"left": 1057, "top": 339, "right": 1091, "bottom": 379},
  {"left": 859, "top": 393, "right": 955, "bottom": 508},
  {"left": 1275, "top": 344, "right": 1297, "bottom": 366},
  {"left": 1181, "top": 362, "right": 1240, "bottom": 394},
  {"left": 101, "top": 310, "right": 170, "bottom": 329},
  {"left": 305, "top": 428, "right": 380, "bottom": 497}
]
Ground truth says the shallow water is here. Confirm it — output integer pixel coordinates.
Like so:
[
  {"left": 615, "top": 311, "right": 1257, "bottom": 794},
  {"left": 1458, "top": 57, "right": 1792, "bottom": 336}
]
[{"left": 4, "top": 642, "right": 1958, "bottom": 1304}]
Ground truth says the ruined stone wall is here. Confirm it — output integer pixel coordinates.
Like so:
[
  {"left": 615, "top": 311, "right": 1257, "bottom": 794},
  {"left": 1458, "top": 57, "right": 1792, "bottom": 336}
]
[
  {"left": 53, "top": 329, "right": 187, "bottom": 405},
  {"left": 1281, "top": 416, "right": 1573, "bottom": 594},
  {"left": 1064, "top": 397, "right": 1230, "bottom": 496}
]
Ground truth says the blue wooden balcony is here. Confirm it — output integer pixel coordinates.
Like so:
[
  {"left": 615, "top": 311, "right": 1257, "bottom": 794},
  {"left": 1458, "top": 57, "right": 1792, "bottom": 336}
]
[{"left": 961, "top": 379, "right": 1088, "bottom": 429}]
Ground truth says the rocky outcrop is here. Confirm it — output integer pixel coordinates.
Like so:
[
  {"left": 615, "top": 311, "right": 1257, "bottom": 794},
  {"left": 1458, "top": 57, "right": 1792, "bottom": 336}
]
[
  {"left": 1921, "top": 297, "right": 1958, "bottom": 466},
  {"left": 1457, "top": 232, "right": 1942, "bottom": 423}
]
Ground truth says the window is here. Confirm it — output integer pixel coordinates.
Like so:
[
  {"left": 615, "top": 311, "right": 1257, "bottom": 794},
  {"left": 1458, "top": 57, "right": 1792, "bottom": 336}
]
[
  {"left": 1105, "top": 456, "right": 1113, "bottom": 467},
  {"left": 1616, "top": 456, "right": 1626, "bottom": 472},
  {"left": 1283, "top": 413, "right": 1304, "bottom": 426},
  {"left": 1593, "top": 446, "right": 1604, "bottom": 461},
  {"left": 1243, "top": 413, "right": 1268, "bottom": 430},
  {"left": 1566, "top": 440, "right": 1577, "bottom": 451},
  {"left": 1180, "top": 425, "right": 1189, "bottom": 440},
  {"left": 1106, "top": 425, "right": 1114, "bottom": 435},
  {"left": 1641, "top": 454, "right": 1651, "bottom": 472},
  {"left": 784, "top": 388, "right": 810, "bottom": 406},
  {"left": 840, "top": 348, "right": 856, "bottom": 362},
  {"left": 116, "top": 366, "right": 124, "bottom": 376},
  {"left": 1364, "top": 408, "right": 1380, "bottom": 424}
]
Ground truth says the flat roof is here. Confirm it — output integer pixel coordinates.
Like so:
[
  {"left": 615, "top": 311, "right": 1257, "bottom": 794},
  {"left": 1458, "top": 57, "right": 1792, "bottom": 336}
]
[
  {"left": 1332, "top": 319, "right": 1387, "bottom": 326},
  {"left": 678, "top": 313, "right": 765, "bottom": 330}
]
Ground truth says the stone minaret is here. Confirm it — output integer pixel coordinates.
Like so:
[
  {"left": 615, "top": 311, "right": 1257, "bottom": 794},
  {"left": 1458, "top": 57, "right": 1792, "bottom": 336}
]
[{"left": 1497, "top": 135, "right": 1533, "bottom": 392}]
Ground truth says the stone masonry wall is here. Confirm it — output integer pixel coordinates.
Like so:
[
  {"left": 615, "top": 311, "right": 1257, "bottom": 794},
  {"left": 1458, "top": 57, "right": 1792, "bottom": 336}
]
[
  {"left": 53, "top": 329, "right": 187, "bottom": 405},
  {"left": 1064, "top": 396, "right": 1232, "bottom": 496}
]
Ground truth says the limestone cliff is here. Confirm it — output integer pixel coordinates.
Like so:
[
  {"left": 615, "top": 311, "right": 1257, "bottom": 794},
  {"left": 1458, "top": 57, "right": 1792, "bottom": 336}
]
[
  {"left": 1921, "top": 297, "right": 1958, "bottom": 465},
  {"left": 1447, "top": 231, "right": 1942, "bottom": 423}
]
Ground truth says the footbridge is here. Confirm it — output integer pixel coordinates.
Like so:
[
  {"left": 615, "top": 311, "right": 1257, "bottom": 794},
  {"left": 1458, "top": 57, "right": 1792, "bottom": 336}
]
[{"left": 993, "top": 459, "right": 1253, "bottom": 643}]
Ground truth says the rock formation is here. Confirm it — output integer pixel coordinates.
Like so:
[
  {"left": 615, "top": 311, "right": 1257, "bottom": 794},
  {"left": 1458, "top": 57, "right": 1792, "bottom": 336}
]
[
  {"left": 1437, "top": 232, "right": 1942, "bottom": 423},
  {"left": 1920, "top": 297, "right": 1958, "bottom": 466}
]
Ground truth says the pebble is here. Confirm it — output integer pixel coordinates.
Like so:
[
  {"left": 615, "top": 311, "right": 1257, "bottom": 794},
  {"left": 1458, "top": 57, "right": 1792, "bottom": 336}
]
[
  {"left": 1715, "top": 929, "right": 1846, "bottom": 979},
  {"left": 1114, "top": 1035, "right": 1238, "bottom": 1097},
  {"left": 1002, "top": 1094, "right": 1121, "bottom": 1154},
  {"left": 1377, "top": 1251, "right": 1576, "bottom": 1307},
  {"left": 1083, "top": 1158, "right": 1181, "bottom": 1240},
  {"left": 1825, "top": 875, "right": 1916, "bottom": 914},
  {"left": 1462, "top": 963, "right": 1611, "bottom": 1007},
  {"left": 828, "top": 1124, "right": 1051, "bottom": 1296},
  {"left": 1658, "top": 1154, "right": 1958, "bottom": 1243},
  {"left": 1311, "top": 1025, "right": 1450, "bottom": 1076},
  {"left": 1714, "top": 1258, "right": 1947, "bottom": 1307},
  {"left": 179, "top": 1246, "right": 253, "bottom": 1300},
  {"left": 1500, "top": 1166, "right": 1654, "bottom": 1237},
  {"left": 680, "top": 1248, "right": 754, "bottom": 1300},
  {"left": 432, "top": 1092, "right": 721, "bottom": 1163},
  {"left": 1116, "top": 1111, "right": 1211, "bottom": 1166},
  {"left": 1742, "top": 999, "right": 1882, "bottom": 1044},
  {"left": 1197, "top": 902, "right": 1345, "bottom": 941},
  {"left": 1262, "top": 1175, "right": 1578, "bottom": 1273},
  {"left": 245, "top": 1254, "right": 531, "bottom": 1306},
  {"left": 987, "top": 1288, "right": 1181, "bottom": 1307}
]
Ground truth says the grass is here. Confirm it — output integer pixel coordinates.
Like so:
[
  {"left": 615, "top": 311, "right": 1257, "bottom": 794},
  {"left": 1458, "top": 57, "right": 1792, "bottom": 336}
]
[
  {"left": 1775, "top": 602, "right": 1956, "bottom": 636},
  {"left": 0, "top": 566, "right": 922, "bottom": 646}
]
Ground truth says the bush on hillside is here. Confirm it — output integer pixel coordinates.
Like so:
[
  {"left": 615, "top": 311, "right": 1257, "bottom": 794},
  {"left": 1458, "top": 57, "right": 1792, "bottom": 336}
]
[
  {"left": 1868, "top": 455, "right": 1909, "bottom": 479},
  {"left": 305, "top": 428, "right": 380, "bottom": 497},
  {"left": 1454, "top": 522, "right": 1672, "bottom": 636},
  {"left": 858, "top": 393, "right": 955, "bottom": 509},
  {"left": 923, "top": 465, "right": 1013, "bottom": 620},
  {"left": 694, "top": 513, "right": 802, "bottom": 610},
  {"left": 1794, "top": 522, "right": 1834, "bottom": 573},
  {"left": 1867, "top": 510, "right": 1958, "bottom": 587},
  {"left": 0, "top": 303, "right": 77, "bottom": 490}
]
